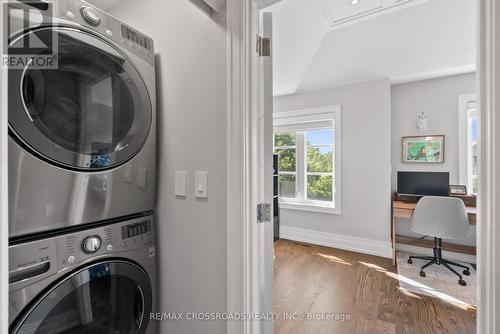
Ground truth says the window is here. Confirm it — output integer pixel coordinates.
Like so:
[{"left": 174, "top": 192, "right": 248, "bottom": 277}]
[
  {"left": 274, "top": 132, "right": 296, "bottom": 198},
  {"left": 273, "top": 106, "right": 341, "bottom": 214},
  {"left": 458, "top": 94, "right": 479, "bottom": 195}
]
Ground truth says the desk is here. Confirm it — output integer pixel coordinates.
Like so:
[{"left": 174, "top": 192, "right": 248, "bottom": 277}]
[{"left": 391, "top": 199, "right": 477, "bottom": 266}]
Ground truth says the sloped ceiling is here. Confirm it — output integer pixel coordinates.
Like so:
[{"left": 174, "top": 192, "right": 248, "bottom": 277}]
[{"left": 268, "top": 0, "right": 476, "bottom": 96}]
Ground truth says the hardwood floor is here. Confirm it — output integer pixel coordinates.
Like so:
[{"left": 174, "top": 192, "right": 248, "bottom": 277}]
[{"left": 273, "top": 239, "right": 476, "bottom": 334}]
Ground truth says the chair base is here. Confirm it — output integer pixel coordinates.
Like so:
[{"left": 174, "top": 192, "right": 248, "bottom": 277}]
[{"left": 407, "top": 237, "right": 470, "bottom": 286}]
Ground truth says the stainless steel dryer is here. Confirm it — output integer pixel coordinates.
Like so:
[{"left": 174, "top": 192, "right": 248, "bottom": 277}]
[
  {"left": 9, "top": 215, "right": 157, "bottom": 334},
  {"left": 8, "top": 0, "right": 156, "bottom": 238}
]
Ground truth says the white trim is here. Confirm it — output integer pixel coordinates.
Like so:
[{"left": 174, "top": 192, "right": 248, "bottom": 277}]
[
  {"left": 273, "top": 106, "right": 342, "bottom": 213},
  {"left": 226, "top": 0, "right": 251, "bottom": 333},
  {"left": 391, "top": 64, "right": 477, "bottom": 85},
  {"left": 280, "top": 225, "right": 392, "bottom": 259},
  {"left": 0, "top": 0, "right": 9, "bottom": 332},
  {"left": 274, "top": 120, "right": 333, "bottom": 133},
  {"left": 477, "top": 0, "right": 499, "bottom": 332},
  {"left": 458, "top": 93, "right": 478, "bottom": 191},
  {"left": 319, "top": 0, "right": 430, "bottom": 31},
  {"left": 274, "top": 105, "right": 339, "bottom": 130},
  {"left": 279, "top": 201, "right": 340, "bottom": 215},
  {"left": 274, "top": 105, "right": 338, "bottom": 121},
  {"left": 334, "top": 109, "right": 342, "bottom": 214}
]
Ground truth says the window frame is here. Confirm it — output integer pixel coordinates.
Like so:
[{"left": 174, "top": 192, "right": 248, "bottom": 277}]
[
  {"left": 274, "top": 106, "right": 341, "bottom": 215},
  {"left": 458, "top": 94, "right": 479, "bottom": 195}
]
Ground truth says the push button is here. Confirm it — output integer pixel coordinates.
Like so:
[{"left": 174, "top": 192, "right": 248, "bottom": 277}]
[{"left": 80, "top": 7, "right": 101, "bottom": 26}]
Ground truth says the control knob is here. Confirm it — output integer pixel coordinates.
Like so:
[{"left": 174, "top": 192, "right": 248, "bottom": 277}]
[
  {"left": 82, "top": 235, "right": 102, "bottom": 254},
  {"left": 80, "top": 7, "right": 101, "bottom": 26}
]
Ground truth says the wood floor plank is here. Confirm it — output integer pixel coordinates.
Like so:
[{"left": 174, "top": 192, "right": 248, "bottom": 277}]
[{"left": 274, "top": 239, "right": 476, "bottom": 334}]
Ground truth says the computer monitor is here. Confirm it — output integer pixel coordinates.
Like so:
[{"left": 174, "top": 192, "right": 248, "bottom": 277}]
[{"left": 397, "top": 171, "right": 450, "bottom": 197}]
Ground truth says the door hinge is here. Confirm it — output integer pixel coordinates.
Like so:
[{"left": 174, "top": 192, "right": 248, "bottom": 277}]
[
  {"left": 256, "top": 35, "right": 271, "bottom": 57},
  {"left": 257, "top": 203, "right": 272, "bottom": 223}
]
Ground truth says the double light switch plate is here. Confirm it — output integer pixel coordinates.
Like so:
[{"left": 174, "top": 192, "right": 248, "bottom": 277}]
[{"left": 175, "top": 171, "right": 208, "bottom": 198}]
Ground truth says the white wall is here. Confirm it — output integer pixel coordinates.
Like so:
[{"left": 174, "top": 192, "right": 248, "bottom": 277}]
[
  {"left": 274, "top": 79, "right": 392, "bottom": 253},
  {"left": 391, "top": 73, "right": 477, "bottom": 247},
  {"left": 110, "top": 2, "right": 227, "bottom": 334},
  {"left": 391, "top": 73, "right": 477, "bottom": 189}
]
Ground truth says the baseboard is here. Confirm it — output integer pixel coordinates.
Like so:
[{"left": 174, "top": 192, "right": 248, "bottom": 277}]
[{"left": 279, "top": 225, "right": 392, "bottom": 259}]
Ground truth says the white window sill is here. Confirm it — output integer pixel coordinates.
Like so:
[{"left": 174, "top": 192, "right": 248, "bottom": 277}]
[{"left": 278, "top": 201, "right": 341, "bottom": 215}]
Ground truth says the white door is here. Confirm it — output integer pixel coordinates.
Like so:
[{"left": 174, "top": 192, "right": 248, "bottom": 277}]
[{"left": 251, "top": 9, "right": 274, "bottom": 334}]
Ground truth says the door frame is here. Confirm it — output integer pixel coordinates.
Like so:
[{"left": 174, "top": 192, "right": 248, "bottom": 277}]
[
  {"left": 1, "top": 0, "right": 9, "bottom": 332},
  {"left": 226, "top": 0, "right": 500, "bottom": 333},
  {"left": 226, "top": 0, "right": 271, "bottom": 334},
  {"left": 226, "top": 1, "right": 278, "bottom": 334},
  {"left": 477, "top": 0, "right": 500, "bottom": 332}
]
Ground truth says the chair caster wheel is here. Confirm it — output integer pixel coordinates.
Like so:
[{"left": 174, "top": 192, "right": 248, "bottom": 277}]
[
  {"left": 459, "top": 279, "right": 467, "bottom": 286},
  {"left": 419, "top": 270, "right": 426, "bottom": 277},
  {"left": 463, "top": 270, "right": 470, "bottom": 276},
  {"left": 407, "top": 259, "right": 412, "bottom": 264}
]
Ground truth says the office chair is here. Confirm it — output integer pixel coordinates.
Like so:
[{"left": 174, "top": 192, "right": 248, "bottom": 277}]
[{"left": 406, "top": 196, "right": 471, "bottom": 286}]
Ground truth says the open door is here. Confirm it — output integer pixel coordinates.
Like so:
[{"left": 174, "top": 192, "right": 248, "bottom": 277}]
[
  {"left": 250, "top": 9, "right": 274, "bottom": 334},
  {"left": 259, "top": 11, "right": 274, "bottom": 334}
]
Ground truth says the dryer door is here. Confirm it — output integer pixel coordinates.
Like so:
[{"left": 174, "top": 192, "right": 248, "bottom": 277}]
[
  {"left": 11, "top": 261, "right": 153, "bottom": 334},
  {"left": 8, "top": 27, "right": 152, "bottom": 170}
]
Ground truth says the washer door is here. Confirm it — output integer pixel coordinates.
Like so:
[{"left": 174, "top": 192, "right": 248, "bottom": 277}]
[
  {"left": 8, "top": 27, "right": 152, "bottom": 170},
  {"left": 11, "top": 261, "right": 153, "bottom": 334}
]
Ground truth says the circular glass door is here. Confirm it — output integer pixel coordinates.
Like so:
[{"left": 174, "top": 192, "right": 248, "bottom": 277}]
[
  {"left": 11, "top": 261, "right": 153, "bottom": 334},
  {"left": 8, "top": 27, "right": 152, "bottom": 170}
]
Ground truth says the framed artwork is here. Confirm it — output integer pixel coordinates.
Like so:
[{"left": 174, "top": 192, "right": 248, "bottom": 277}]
[
  {"left": 450, "top": 185, "right": 467, "bottom": 195},
  {"left": 402, "top": 135, "right": 444, "bottom": 163}
]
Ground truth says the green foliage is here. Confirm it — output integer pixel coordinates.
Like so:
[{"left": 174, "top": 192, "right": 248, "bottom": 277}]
[
  {"left": 276, "top": 149, "right": 295, "bottom": 172},
  {"left": 274, "top": 132, "right": 334, "bottom": 202},
  {"left": 307, "top": 175, "right": 333, "bottom": 201},
  {"left": 472, "top": 177, "right": 478, "bottom": 195},
  {"left": 275, "top": 133, "right": 296, "bottom": 172},
  {"left": 307, "top": 146, "right": 333, "bottom": 173},
  {"left": 274, "top": 133, "right": 295, "bottom": 147},
  {"left": 306, "top": 145, "right": 333, "bottom": 201}
]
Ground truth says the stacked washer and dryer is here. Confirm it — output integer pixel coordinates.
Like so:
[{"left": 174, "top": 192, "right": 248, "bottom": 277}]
[{"left": 7, "top": 1, "right": 157, "bottom": 333}]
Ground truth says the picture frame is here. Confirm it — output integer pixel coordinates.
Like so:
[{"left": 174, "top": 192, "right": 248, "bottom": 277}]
[
  {"left": 449, "top": 185, "right": 468, "bottom": 195},
  {"left": 402, "top": 135, "right": 445, "bottom": 163}
]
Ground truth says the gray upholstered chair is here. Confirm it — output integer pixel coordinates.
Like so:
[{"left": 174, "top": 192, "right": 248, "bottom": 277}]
[{"left": 407, "top": 196, "right": 471, "bottom": 286}]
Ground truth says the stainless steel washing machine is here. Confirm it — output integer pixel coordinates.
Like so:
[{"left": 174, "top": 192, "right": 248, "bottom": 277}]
[
  {"left": 9, "top": 214, "right": 157, "bottom": 334},
  {"left": 8, "top": 0, "right": 156, "bottom": 238}
]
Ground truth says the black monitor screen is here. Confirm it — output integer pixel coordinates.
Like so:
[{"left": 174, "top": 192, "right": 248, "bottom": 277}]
[{"left": 397, "top": 171, "right": 449, "bottom": 196}]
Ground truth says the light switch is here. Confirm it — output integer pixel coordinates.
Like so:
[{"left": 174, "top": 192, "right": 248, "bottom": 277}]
[
  {"left": 45, "top": 205, "right": 54, "bottom": 216},
  {"left": 195, "top": 171, "right": 208, "bottom": 198},
  {"left": 175, "top": 171, "right": 187, "bottom": 197},
  {"left": 137, "top": 167, "right": 147, "bottom": 188},
  {"left": 123, "top": 165, "right": 132, "bottom": 183}
]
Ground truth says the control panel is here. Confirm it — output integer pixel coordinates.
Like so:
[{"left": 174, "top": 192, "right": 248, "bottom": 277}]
[
  {"left": 9, "top": 215, "right": 154, "bottom": 291},
  {"left": 122, "top": 220, "right": 152, "bottom": 240},
  {"left": 56, "top": 0, "right": 155, "bottom": 65}
]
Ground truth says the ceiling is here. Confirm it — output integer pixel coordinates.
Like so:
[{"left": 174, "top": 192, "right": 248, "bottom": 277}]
[{"left": 268, "top": 0, "right": 476, "bottom": 96}]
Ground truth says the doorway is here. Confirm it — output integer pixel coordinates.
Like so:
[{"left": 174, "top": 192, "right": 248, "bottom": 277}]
[{"left": 228, "top": 2, "right": 500, "bottom": 328}]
